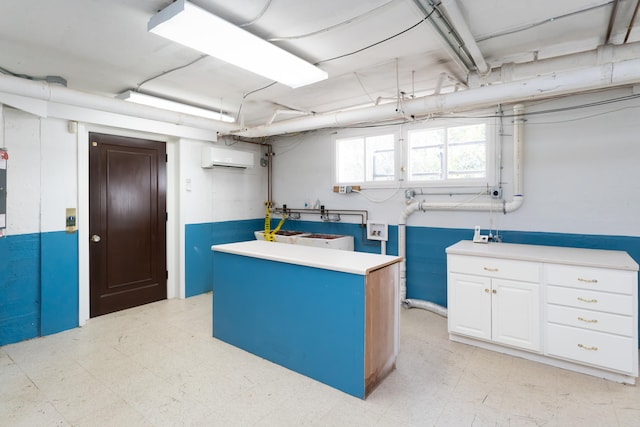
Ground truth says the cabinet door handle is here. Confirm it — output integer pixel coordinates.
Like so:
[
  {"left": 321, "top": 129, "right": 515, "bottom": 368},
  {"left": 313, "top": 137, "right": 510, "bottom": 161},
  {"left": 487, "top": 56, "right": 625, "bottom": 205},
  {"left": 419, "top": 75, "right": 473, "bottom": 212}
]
[
  {"left": 577, "top": 343, "right": 598, "bottom": 351},
  {"left": 578, "top": 277, "right": 598, "bottom": 284},
  {"left": 577, "top": 316, "right": 598, "bottom": 324},
  {"left": 492, "top": 289, "right": 497, "bottom": 294},
  {"left": 577, "top": 297, "right": 598, "bottom": 303},
  {"left": 483, "top": 267, "right": 499, "bottom": 272},
  {"left": 484, "top": 288, "right": 490, "bottom": 293}
]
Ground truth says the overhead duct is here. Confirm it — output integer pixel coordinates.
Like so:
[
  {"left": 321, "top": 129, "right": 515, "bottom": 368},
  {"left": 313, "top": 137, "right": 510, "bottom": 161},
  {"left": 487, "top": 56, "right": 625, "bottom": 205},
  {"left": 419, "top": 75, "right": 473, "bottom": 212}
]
[
  {"left": 0, "top": 43, "right": 640, "bottom": 139},
  {"left": 440, "top": 0, "right": 490, "bottom": 75},
  {"left": 0, "top": 73, "right": 238, "bottom": 135},
  {"left": 232, "top": 48, "right": 640, "bottom": 137}
]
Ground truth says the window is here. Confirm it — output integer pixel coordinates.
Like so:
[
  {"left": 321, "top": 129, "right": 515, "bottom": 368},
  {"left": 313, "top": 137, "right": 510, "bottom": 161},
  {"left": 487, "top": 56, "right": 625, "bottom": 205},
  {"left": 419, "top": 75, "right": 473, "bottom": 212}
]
[
  {"left": 336, "top": 134, "right": 395, "bottom": 184},
  {"left": 408, "top": 123, "right": 487, "bottom": 182}
]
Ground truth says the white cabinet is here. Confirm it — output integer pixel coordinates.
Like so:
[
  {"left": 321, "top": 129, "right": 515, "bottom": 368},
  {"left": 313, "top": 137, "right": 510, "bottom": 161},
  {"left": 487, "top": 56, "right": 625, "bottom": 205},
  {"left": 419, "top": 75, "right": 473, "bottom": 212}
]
[
  {"left": 446, "top": 241, "right": 639, "bottom": 384},
  {"left": 448, "top": 256, "right": 541, "bottom": 352},
  {"left": 546, "top": 264, "right": 637, "bottom": 375}
]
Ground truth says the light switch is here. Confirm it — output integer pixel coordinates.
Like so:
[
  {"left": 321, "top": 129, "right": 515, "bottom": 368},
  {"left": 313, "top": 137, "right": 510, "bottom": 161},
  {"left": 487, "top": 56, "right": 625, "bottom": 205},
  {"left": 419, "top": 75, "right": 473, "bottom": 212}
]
[{"left": 66, "top": 208, "right": 77, "bottom": 233}]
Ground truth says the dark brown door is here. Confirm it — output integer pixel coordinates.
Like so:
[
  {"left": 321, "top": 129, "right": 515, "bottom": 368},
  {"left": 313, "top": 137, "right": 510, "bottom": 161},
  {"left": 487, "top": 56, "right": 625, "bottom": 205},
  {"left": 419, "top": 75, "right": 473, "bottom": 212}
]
[{"left": 89, "top": 133, "right": 167, "bottom": 317}]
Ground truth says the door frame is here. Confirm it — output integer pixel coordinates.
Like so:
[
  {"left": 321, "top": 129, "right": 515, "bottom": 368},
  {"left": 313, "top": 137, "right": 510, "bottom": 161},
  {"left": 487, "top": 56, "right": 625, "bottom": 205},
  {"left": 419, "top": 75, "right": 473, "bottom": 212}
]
[{"left": 77, "top": 124, "right": 180, "bottom": 326}]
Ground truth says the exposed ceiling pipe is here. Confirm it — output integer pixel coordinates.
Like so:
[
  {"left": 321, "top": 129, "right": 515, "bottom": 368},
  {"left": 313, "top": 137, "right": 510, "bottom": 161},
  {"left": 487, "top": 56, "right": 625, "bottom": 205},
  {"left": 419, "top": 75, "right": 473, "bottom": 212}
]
[
  {"left": 411, "top": 0, "right": 474, "bottom": 75},
  {"left": 605, "top": 0, "right": 620, "bottom": 44},
  {"left": 0, "top": 74, "right": 238, "bottom": 135},
  {"left": 2, "top": 43, "right": 640, "bottom": 140},
  {"left": 267, "top": 109, "right": 311, "bottom": 125},
  {"left": 433, "top": 72, "right": 446, "bottom": 95},
  {"left": 440, "top": 0, "right": 490, "bottom": 75},
  {"left": 470, "top": 42, "right": 640, "bottom": 86},
  {"left": 232, "top": 53, "right": 640, "bottom": 137},
  {"left": 624, "top": 0, "right": 640, "bottom": 43}
]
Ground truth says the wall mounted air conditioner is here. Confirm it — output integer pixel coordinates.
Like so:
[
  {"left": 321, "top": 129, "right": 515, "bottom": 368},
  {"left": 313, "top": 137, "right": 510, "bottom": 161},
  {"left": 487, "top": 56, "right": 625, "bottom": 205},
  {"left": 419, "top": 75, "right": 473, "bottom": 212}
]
[{"left": 201, "top": 146, "right": 254, "bottom": 169}]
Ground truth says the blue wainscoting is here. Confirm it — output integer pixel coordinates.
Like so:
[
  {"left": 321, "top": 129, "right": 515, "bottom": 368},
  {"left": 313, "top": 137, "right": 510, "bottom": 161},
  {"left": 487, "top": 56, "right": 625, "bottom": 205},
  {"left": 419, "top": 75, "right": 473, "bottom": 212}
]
[
  {"left": 0, "top": 231, "right": 80, "bottom": 346},
  {"left": 213, "top": 250, "right": 366, "bottom": 398},
  {"left": 41, "top": 231, "right": 79, "bottom": 336},
  {"left": 185, "top": 219, "right": 263, "bottom": 297},
  {"left": 0, "top": 233, "right": 41, "bottom": 346},
  {"left": 191, "top": 219, "right": 640, "bottom": 347}
]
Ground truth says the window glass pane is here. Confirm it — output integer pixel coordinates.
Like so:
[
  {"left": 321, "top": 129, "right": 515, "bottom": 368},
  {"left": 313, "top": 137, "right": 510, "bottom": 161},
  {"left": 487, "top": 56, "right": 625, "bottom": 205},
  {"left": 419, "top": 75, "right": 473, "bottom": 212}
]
[
  {"left": 447, "top": 124, "right": 486, "bottom": 179},
  {"left": 366, "top": 134, "right": 395, "bottom": 181},
  {"left": 409, "top": 129, "right": 444, "bottom": 180},
  {"left": 336, "top": 137, "right": 364, "bottom": 183}
]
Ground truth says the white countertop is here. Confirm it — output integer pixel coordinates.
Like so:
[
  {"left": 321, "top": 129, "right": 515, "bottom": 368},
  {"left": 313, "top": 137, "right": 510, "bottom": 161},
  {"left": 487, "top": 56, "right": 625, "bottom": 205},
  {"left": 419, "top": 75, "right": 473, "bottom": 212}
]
[
  {"left": 212, "top": 240, "right": 402, "bottom": 275},
  {"left": 446, "top": 240, "right": 639, "bottom": 271}
]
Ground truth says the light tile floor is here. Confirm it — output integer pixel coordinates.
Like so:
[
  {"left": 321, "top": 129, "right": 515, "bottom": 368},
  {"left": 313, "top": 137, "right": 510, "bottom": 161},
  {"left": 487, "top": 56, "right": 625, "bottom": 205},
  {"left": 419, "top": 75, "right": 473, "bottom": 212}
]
[{"left": 1, "top": 293, "right": 639, "bottom": 426}]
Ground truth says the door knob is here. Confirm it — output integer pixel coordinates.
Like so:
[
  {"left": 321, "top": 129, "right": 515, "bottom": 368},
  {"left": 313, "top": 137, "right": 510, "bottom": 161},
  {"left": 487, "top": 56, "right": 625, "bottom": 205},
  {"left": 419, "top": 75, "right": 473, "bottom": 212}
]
[{"left": 91, "top": 234, "right": 101, "bottom": 243}]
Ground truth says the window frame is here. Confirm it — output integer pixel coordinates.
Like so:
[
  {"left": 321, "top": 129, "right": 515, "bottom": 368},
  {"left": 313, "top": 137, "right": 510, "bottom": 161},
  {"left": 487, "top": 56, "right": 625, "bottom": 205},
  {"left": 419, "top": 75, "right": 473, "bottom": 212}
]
[
  {"left": 333, "top": 127, "right": 401, "bottom": 188},
  {"left": 405, "top": 118, "right": 495, "bottom": 187},
  {"left": 331, "top": 117, "right": 496, "bottom": 190}
]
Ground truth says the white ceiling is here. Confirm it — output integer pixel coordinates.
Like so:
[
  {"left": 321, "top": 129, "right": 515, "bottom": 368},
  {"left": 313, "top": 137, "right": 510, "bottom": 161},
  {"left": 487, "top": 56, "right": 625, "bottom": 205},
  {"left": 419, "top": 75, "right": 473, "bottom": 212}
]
[{"left": 0, "top": 0, "right": 638, "bottom": 129}]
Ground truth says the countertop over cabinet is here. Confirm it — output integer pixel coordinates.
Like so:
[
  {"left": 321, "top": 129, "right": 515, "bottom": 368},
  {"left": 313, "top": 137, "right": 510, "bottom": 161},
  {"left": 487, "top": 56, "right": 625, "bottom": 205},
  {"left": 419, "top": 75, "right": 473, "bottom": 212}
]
[
  {"left": 446, "top": 240, "right": 638, "bottom": 271},
  {"left": 211, "top": 240, "right": 402, "bottom": 398},
  {"left": 212, "top": 240, "right": 402, "bottom": 275},
  {"left": 446, "top": 240, "right": 639, "bottom": 385}
]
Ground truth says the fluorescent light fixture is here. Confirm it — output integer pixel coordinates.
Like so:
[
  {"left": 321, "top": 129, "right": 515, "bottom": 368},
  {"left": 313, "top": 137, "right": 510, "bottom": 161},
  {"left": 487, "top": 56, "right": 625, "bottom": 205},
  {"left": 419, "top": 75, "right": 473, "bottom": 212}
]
[
  {"left": 117, "top": 90, "right": 235, "bottom": 122},
  {"left": 148, "top": 0, "right": 328, "bottom": 88}
]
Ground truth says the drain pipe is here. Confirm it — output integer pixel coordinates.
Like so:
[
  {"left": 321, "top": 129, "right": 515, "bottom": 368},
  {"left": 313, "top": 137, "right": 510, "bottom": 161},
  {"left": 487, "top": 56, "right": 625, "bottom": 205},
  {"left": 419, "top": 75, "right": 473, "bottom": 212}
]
[{"left": 400, "top": 104, "right": 525, "bottom": 315}]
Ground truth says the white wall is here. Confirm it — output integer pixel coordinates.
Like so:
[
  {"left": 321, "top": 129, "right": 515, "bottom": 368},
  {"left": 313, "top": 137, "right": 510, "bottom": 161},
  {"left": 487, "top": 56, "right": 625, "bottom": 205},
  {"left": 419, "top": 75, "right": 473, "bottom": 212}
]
[
  {"left": 179, "top": 139, "right": 265, "bottom": 225},
  {"left": 41, "top": 118, "right": 78, "bottom": 233},
  {"left": 271, "top": 87, "right": 640, "bottom": 238},
  {"left": 4, "top": 109, "right": 42, "bottom": 235},
  {"left": 1, "top": 103, "right": 266, "bottom": 326}
]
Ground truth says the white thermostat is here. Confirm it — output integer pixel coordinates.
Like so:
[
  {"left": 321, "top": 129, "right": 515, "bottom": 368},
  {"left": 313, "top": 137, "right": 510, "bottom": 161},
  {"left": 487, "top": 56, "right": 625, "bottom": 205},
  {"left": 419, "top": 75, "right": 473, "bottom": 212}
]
[{"left": 367, "top": 220, "right": 388, "bottom": 242}]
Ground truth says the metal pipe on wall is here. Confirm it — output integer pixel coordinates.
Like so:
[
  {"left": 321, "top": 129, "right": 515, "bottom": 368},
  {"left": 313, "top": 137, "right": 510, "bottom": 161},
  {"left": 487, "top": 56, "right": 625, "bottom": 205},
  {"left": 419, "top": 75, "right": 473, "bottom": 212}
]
[{"left": 398, "top": 104, "right": 525, "bottom": 307}]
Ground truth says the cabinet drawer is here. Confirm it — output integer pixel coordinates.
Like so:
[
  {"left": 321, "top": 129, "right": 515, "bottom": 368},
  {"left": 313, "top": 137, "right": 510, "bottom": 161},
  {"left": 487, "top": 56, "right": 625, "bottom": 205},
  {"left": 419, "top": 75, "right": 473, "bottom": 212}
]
[
  {"left": 546, "top": 264, "right": 634, "bottom": 294},
  {"left": 546, "top": 323, "right": 636, "bottom": 374},
  {"left": 547, "top": 285, "right": 633, "bottom": 315},
  {"left": 448, "top": 255, "right": 539, "bottom": 282},
  {"left": 547, "top": 304, "right": 633, "bottom": 336}
]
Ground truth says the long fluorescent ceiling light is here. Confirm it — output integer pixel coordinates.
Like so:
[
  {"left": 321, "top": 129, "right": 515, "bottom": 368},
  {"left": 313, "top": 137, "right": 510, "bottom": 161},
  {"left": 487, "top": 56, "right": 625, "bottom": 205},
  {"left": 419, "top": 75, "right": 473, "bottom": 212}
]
[
  {"left": 148, "top": 0, "right": 328, "bottom": 88},
  {"left": 118, "top": 90, "right": 235, "bottom": 122}
]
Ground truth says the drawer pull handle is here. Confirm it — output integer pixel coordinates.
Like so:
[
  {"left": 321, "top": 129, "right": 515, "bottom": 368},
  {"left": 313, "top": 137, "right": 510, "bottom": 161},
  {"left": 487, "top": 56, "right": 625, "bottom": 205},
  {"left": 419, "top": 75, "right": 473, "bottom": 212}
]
[
  {"left": 577, "top": 344, "right": 598, "bottom": 351},
  {"left": 577, "top": 317, "right": 598, "bottom": 324},
  {"left": 577, "top": 297, "right": 598, "bottom": 303},
  {"left": 483, "top": 267, "right": 499, "bottom": 272},
  {"left": 577, "top": 278, "right": 598, "bottom": 284}
]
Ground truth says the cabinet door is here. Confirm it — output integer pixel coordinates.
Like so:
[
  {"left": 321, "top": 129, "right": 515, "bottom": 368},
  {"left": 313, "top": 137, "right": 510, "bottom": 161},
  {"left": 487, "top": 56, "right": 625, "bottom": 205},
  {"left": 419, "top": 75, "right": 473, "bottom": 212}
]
[
  {"left": 448, "top": 273, "right": 492, "bottom": 340},
  {"left": 491, "top": 279, "right": 541, "bottom": 352}
]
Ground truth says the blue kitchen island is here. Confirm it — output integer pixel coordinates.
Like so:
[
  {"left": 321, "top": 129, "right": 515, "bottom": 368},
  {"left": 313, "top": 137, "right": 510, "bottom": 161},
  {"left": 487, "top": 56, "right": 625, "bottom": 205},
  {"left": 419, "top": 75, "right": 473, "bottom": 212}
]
[{"left": 211, "top": 240, "right": 402, "bottom": 399}]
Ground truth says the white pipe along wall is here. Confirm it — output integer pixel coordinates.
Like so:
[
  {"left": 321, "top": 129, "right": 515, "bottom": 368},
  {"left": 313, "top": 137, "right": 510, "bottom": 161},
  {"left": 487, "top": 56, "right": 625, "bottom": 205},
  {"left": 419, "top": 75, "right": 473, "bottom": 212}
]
[{"left": 400, "top": 104, "right": 525, "bottom": 315}]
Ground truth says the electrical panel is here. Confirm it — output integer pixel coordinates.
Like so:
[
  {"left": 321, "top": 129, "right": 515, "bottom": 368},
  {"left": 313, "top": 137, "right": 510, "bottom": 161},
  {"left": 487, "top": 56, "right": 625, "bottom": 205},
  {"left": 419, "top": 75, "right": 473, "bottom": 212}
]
[{"left": 0, "top": 149, "right": 7, "bottom": 235}]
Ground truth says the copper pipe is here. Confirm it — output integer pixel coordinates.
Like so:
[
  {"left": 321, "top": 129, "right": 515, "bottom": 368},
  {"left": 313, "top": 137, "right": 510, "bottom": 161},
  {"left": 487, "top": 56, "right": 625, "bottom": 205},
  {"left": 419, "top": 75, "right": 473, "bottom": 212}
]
[
  {"left": 624, "top": 0, "right": 640, "bottom": 43},
  {"left": 605, "top": 0, "right": 620, "bottom": 44}
]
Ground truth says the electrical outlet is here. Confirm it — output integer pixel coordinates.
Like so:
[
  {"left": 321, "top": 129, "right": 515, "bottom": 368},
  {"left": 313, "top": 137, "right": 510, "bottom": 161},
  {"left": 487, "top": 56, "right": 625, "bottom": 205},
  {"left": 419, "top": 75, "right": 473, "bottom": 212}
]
[
  {"left": 490, "top": 186, "right": 502, "bottom": 199},
  {"left": 339, "top": 186, "right": 346, "bottom": 194}
]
